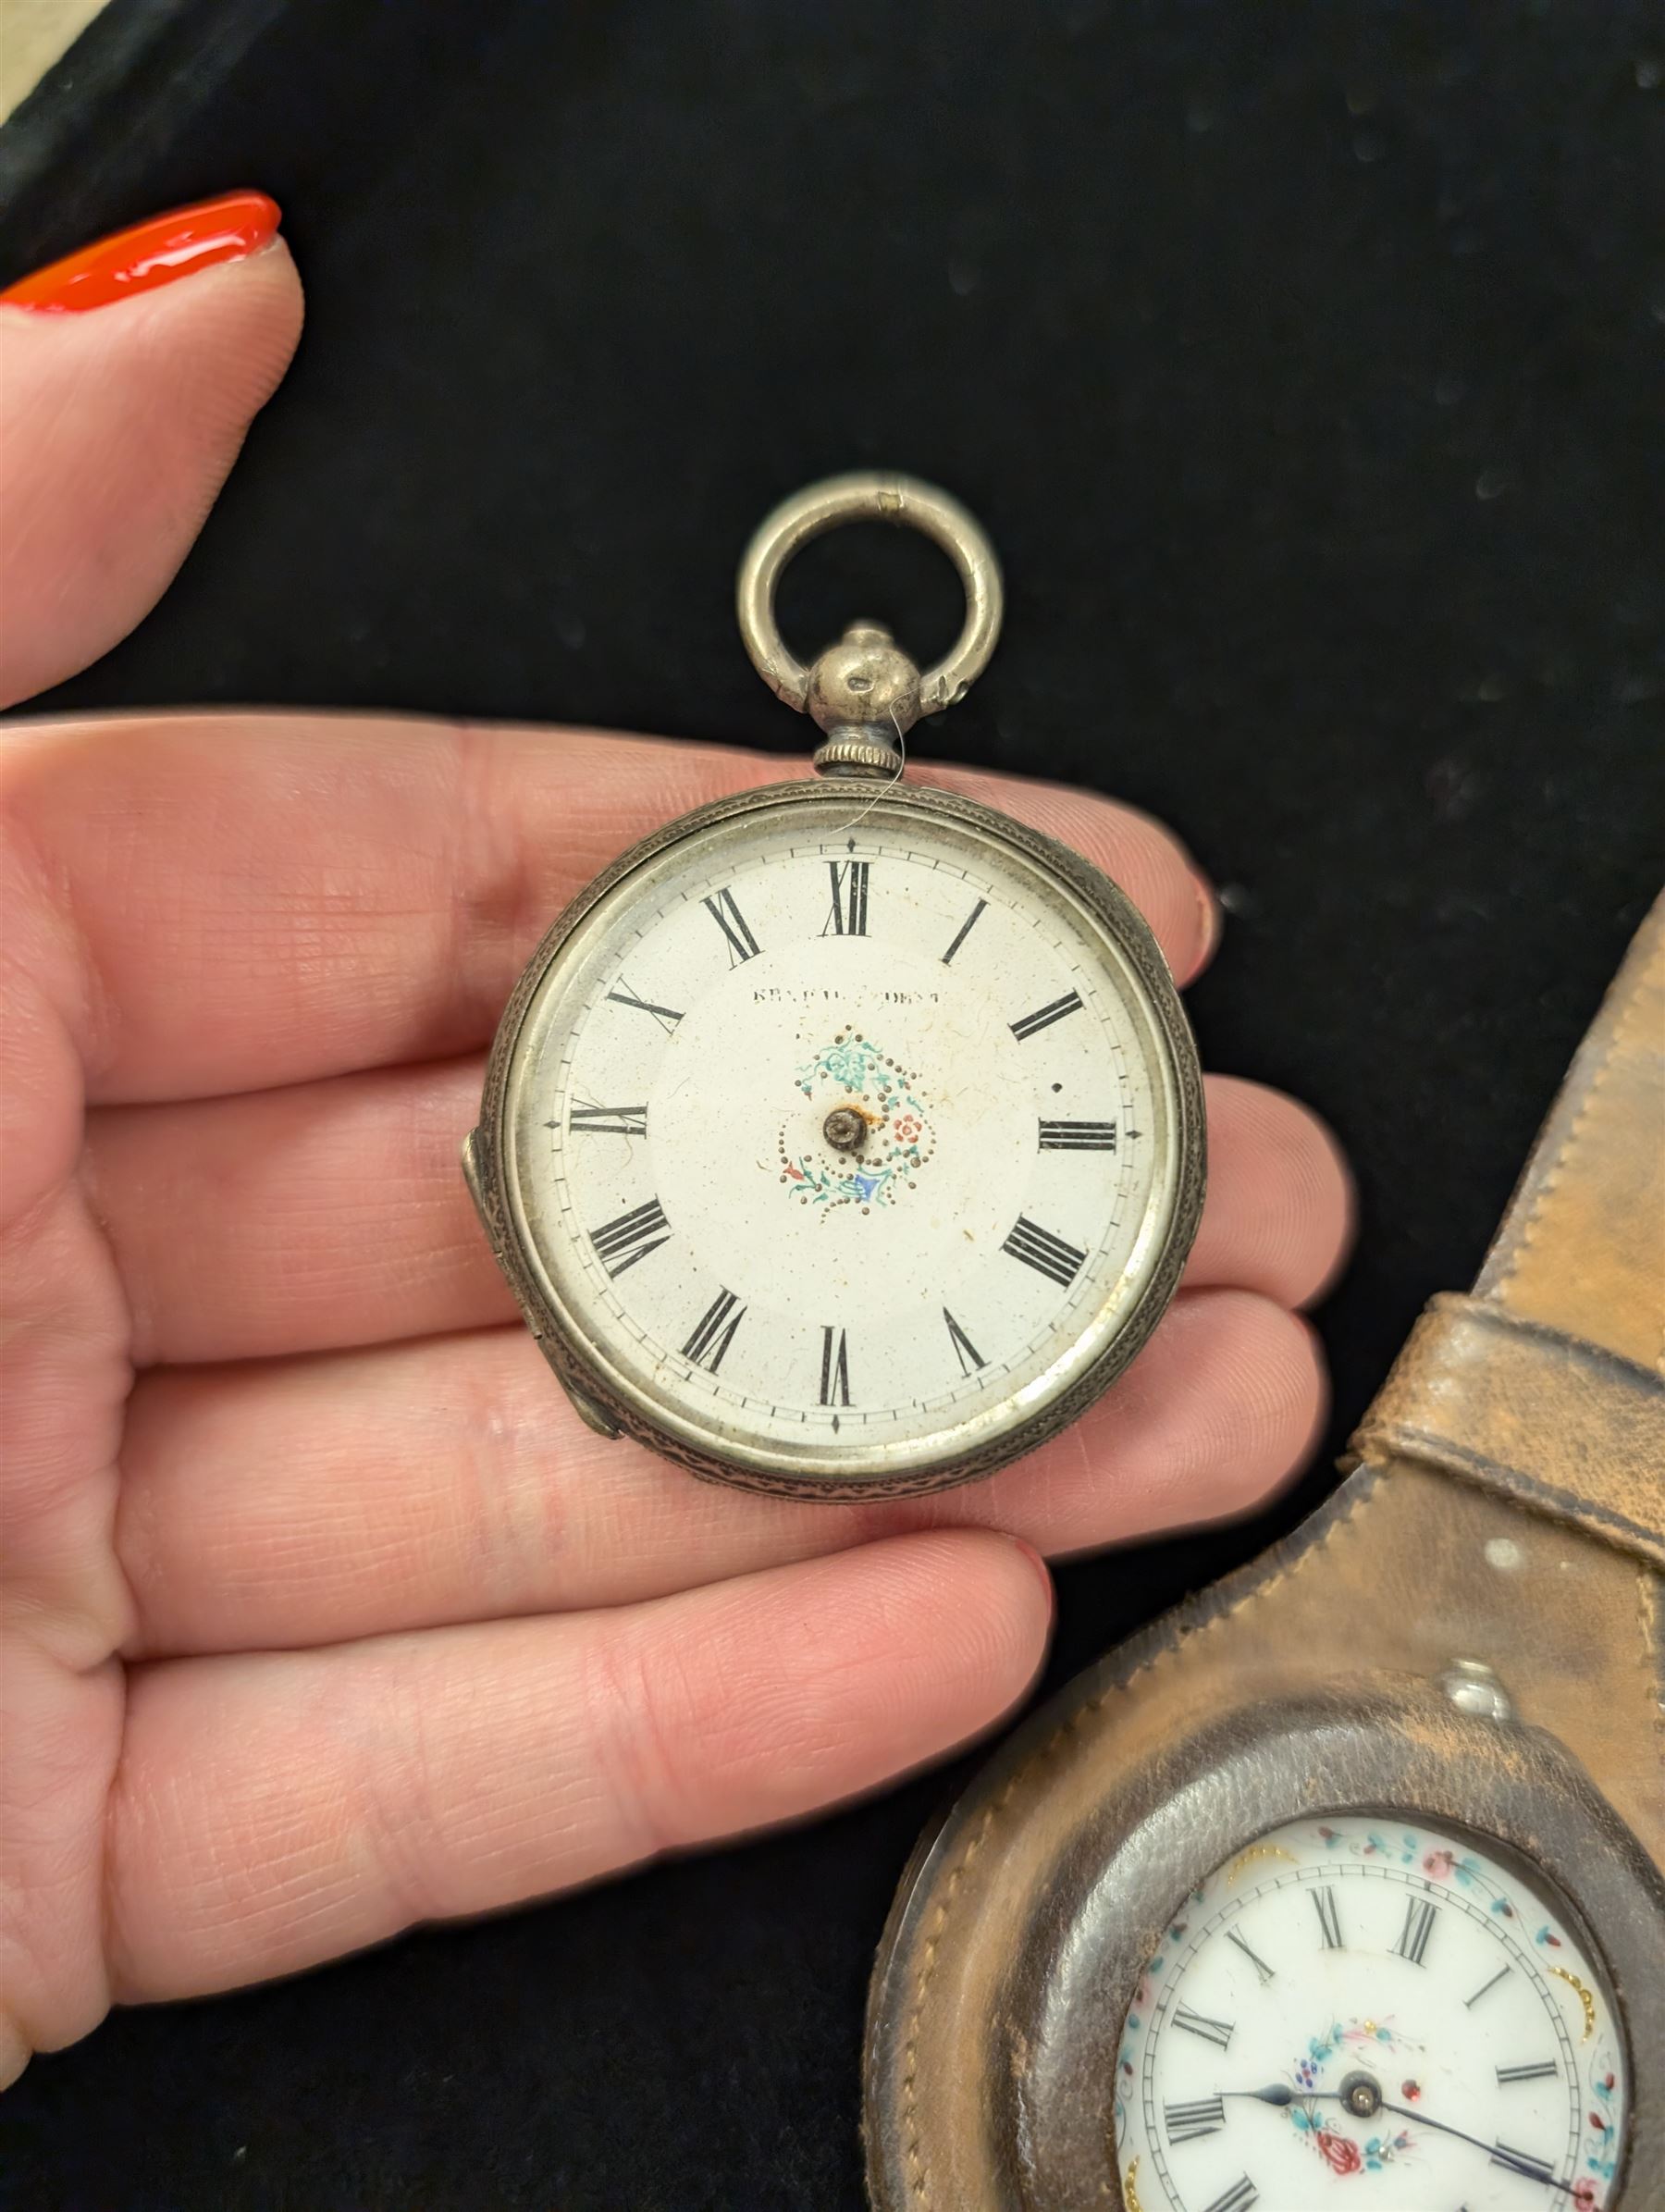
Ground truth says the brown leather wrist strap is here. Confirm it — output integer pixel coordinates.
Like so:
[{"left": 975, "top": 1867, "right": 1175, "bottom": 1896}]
[
  {"left": 1351, "top": 893, "right": 1665, "bottom": 1557},
  {"left": 1357, "top": 1294, "right": 1664, "bottom": 1565}
]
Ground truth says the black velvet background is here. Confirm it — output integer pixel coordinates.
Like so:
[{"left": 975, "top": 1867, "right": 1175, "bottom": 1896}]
[{"left": 1, "top": 4, "right": 1661, "bottom": 2206}]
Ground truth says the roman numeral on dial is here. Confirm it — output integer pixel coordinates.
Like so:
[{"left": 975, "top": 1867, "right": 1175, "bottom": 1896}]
[
  {"left": 1466, "top": 1965, "right": 1512, "bottom": 2008},
  {"left": 823, "top": 859, "right": 870, "bottom": 936},
  {"left": 681, "top": 1288, "right": 746, "bottom": 1374},
  {"left": 1392, "top": 1896, "right": 1438, "bottom": 1967},
  {"left": 569, "top": 1104, "right": 648, "bottom": 1138},
  {"left": 606, "top": 986, "right": 684, "bottom": 1034},
  {"left": 1165, "top": 2095, "right": 1227, "bottom": 2144},
  {"left": 1009, "top": 988, "right": 1083, "bottom": 1042},
  {"left": 1038, "top": 1118, "right": 1116, "bottom": 1151},
  {"left": 1171, "top": 2003, "right": 1234, "bottom": 2052},
  {"left": 589, "top": 1198, "right": 672, "bottom": 1278},
  {"left": 820, "top": 1327, "right": 852, "bottom": 1406},
  {"left": 1311, "top": 1885, "right": 1343, "bottom": 1950},
  {"left": 941, "top": 897, "right": 987, "bottom": 965},
  {"left": 943, "top": 1307, "right": 986, "bottom": 1376},
  {"left": 1491, "top": 2142, "right": 1556, "bottom": 2186},
  {"left": 703, "top": 886, "right": 761, "bottom": 965},
  {"left": 1001, "top": 1216, "right": 1087, "bottom": 1288},
  {"left": 1497, "top": 2060, "right": 1559, "bottom": 2086},
  {"left": 1200, "top": 2179, "right": 1257, "bottom": 2212},
  {"left": 1225, "top": 1928, "right": 1276, "bottom": 1984}
]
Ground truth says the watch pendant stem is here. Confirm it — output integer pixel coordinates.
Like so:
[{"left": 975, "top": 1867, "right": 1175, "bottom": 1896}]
[
  {"left": 734, "top": 471, "right": 1005, "bottom": 780},
  {"left": 808, "top": 623, "right": 919, "bottom": 780}
]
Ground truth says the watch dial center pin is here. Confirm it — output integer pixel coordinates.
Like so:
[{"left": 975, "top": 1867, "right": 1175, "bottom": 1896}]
[{"left": 822, "top": 1106, "right": 868, "bottom": 1154}]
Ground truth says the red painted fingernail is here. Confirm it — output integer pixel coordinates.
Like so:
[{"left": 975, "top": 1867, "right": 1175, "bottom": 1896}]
[{"left": 0, "top": 191, "right": 281, "bottom": 314}]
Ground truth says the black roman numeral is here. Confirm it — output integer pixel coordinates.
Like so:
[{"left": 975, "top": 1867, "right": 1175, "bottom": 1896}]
[
  {"left": 820, "top": 1326, "right": 852, "bottom": 1406},
  {"left": 703, "top": 886, "right": 761, "bottom": 965},
  {"left": 1466, "top": 1964, "right": 1512, "bottom": 2008},
  {"left": 1165, "top": 2095, "right": 1227, "bottom": 2144},
  {"left": 1392, "top": 1896, "right": 1438, "bottom": 1967},
  {"left": 682, "top": 1288, "right": 746, "bottom": 1374},
  {"left": 1311, "top": 1885, "right": 1343, "bottom": 1950},
  {"left": 1009, "top": 989, "right": 1083, "bottom": 1042},
  {"left": 1038, "top": 1118, "right": 1116, "bottom": 1151},
  {"left": 943, "top": 1307, "right": 986, "bottom": 1377},
  {"left": 1226, "top": 1928, "right": 1276, "bottom": 1985},
  {"left": 1497, "top": 2060, "right": 1559, "bottom": 2086},
  {"left": 941, "top": 897, "right": 987, "bottom": 965},
  {"left": 1491, "top": 2142, "right": 1555, "bottom": 2186},
  {"left": 1200, "top": 2179, "right": 1257, "bottom": 2212},
  {"left": 606, "top": 985, "right": 684, "bottom": 1034},
  {"left": 822, "top": 859, "right": 870, "bottom": 936},
  {"left": 1172, "top": 2003, "right": 1234, "bottom": 2052},
  {"left": 569, "top": 1103, "right": 648, "bottom": 1138},
  {"left": 589, "top": 1198, "right": 672, "bottom": 1278},
  {"left": 1001, "top": 1216, "right": 1087, "bottom": 1289}
]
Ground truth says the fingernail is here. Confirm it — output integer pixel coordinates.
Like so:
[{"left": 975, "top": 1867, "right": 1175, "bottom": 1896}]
[
  {"left": 1005, "top": 1535, "right": 1056, "bottom": 1627},
  {"left": 1194, "top": 873, "right": 1224, "bottom": 965},
  {"left": 0, "top": 191, "right": 281, "bottom": 315}
]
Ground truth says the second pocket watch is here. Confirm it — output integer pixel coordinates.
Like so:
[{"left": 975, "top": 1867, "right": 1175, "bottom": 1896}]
[{"left": 465, "top": 474, "right": 1206, "bottom": 1499}]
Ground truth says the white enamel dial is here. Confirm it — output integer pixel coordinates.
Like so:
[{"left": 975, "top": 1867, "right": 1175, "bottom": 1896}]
[
  {"left": 1114, "top": 1814, "right": 1629, "bottom": 2212},
  {"left": 496, "top": 784, "right": 1194, "bottom": 1487}
]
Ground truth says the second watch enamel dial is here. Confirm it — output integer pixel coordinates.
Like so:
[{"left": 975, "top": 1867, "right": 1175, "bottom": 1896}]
[
  {"left": 1115, "top": 1812, "right": 1626, "bottom": 2212},
  {"left": 466, "top": 476, "right": 1204, "bottom": 1497}
]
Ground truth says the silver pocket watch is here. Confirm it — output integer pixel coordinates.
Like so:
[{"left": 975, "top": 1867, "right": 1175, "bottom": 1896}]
[{"left": 465, "top": 475, "right": 1206, "bottom": 1498}]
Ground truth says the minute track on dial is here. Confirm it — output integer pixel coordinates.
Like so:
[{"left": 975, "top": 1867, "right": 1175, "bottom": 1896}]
[{"left": 514, "top": 794, "right": 1189, "bottom": 1481}]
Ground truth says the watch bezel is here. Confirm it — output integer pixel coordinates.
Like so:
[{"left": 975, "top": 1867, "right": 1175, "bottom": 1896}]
[{"left": 466, "top": 772, "right": 1207, "bottom": 1500}]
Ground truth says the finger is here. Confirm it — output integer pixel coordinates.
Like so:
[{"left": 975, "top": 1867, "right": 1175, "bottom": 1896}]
[
  {"left": 105, "top": 1530, "right": 1050, "bottom": 2000},
  {"left": 5, "top": 715, "right": 1215, "bottom": 1106},
  {"left": 915, "top": 760, "right": 1220, "bottom": 982},
  {"left": 87, "top": 1060, "right": 1337, "bottom": 1366},
  {"left": 1184, "top": 1076, "right": 1354, "bottom": 1307},
  {"left": 0, "top": 196, "right": 302, "bottom": 708},
  {"left": 117, "top": 1290, "right": 1319, "bottom": 1656}
]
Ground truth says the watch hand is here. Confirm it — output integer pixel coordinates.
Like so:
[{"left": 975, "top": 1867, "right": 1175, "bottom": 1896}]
[
  {"left": 1222, "top": 2087, "right": 1574, "bottom": 2198},
  {"left": 1374, "top": 2103, "right": 1575, "bottom": 2198}
]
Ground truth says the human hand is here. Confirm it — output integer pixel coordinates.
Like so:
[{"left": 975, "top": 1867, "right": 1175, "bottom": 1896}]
[{"left": 0, "top": 197, "right": 1351, "bottom": 2082}]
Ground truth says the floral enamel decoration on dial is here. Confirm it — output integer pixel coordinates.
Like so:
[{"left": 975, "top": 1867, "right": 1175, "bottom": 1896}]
[
  {"left": 1113, "top": 1814, "right": 1628, "bottom": 2212},
  {"left": 465, "top": 476, "right": 1205, "bottom": 1497},
  {"left": 785, "top": 1030, "right": 937, "bottom": 1209}
]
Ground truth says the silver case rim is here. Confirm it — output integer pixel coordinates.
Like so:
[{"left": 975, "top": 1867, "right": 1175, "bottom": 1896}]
[{"left": 467, "top": 774, "right": 1206, "bottom": 1501}]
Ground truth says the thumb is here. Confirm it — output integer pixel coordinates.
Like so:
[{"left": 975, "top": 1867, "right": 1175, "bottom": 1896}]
[{"left": 0, "top": 192, "right": 303, "bottom": 709}]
